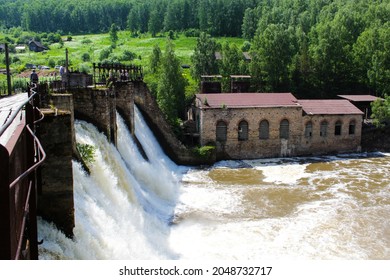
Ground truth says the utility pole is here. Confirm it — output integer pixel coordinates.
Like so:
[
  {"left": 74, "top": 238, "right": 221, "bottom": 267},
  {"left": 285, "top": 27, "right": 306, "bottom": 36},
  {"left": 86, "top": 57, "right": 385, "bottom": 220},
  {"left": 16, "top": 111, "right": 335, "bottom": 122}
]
[{"left": 5, "top": 43, "right": 12, "bottom": 96}]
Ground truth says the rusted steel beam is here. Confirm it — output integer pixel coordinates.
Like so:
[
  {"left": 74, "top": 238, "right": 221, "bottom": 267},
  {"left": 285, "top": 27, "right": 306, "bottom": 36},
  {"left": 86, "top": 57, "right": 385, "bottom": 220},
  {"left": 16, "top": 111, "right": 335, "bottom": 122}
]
[{"left": 0, "top": 145, "right": 11, "bottom": 260}]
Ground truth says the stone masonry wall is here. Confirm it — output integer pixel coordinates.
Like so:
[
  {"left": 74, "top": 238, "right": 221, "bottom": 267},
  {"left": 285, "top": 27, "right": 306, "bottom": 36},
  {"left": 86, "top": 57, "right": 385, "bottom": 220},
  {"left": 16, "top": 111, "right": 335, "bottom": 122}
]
[
  {"left": 199, "top": 106, "right": 303, "bottom": 159},
  {"left": 300, "top": 114, "right": 363, "bottom": 155},
  {"left": 72, "top": 88, "right": 117, "bottom": 145},
  {"left": 114, "top": 82, "right": 134, "bottom": 135},
  {"left": 131, "top": 82, "right": 213, "bottom": 165}
]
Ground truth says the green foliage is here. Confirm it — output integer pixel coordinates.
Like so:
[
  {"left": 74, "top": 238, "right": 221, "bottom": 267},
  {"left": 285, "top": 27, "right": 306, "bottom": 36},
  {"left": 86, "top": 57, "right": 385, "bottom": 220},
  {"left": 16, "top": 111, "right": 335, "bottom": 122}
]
[
  {"left": 79, "top": 63, "right": 91, "bottom": 74},
  {"left": 76, "top": 143, "right": 96, "bottom": 164},
  {"left": 192, "top": 145, "right": 215, "bottom": 159},
  {"left": 371, "top": 96, "right": 390, "bottom": 128},
  {"left": 149, "top": 44, "right": 162, "bottom": 74},
  {"left": 156, "top": 39, "right": 187, "bottom": 125},
  {"left": 99, "top": 47, "right": 113, "bottom": 61},
  {"left": 241, "top": 41, "right": 251, "bottom": 52},
  {"left": 81, "top": 38, "right": 92, "bottom": 44},
  {"left": 121, "top": 50, "right": 137, "bottom": 61},
  {"left": 191, "top": 33, "right": 219, "bottom": 81},
  {"left": 81, "top": 53, "right": 91, "bottom": 62},
  {"left": 48, "top": 58, "right": 56, "bottom": 68},
  {"left": 0, "top": 0, "right": 389, "bottom": 99},
  {"left": 109, "top": 23, "right": 119, "bottom": 45}
]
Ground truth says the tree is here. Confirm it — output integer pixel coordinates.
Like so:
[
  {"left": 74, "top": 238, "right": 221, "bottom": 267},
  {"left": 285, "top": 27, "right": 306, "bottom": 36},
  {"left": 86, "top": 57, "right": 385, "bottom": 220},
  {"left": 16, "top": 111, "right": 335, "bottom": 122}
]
[
  {"left": 149, "top": 44, "right": 162, "bottom": 74},
  {"left": 371, "top": 96, "right": 390, "bottom": 128},
  {"left": 191, "top": 32, "right": 219, "bottom": 81},
  {"left": 127, "top": 7, "right": 140, "bottom": 34},
  {"left": 220, "top": 42, "right": 243, "bottom": 91},
  {"left": 251, "top": 24, "right": 296, "bottom": 92},
  {"left": 157, "top": 40, "right": 186, "bottom": 125},
  {"left": 148, "top": 9, "right": 161, "bottom": 37},
  {"left": 354, "top": 24, "right": 390, "bottom": 96},
  {"left": 109, "top": 23, "right": 119, "bottom": 45},
  {"left": 242, "top": 8, "right": 258, "bottom": 39}
]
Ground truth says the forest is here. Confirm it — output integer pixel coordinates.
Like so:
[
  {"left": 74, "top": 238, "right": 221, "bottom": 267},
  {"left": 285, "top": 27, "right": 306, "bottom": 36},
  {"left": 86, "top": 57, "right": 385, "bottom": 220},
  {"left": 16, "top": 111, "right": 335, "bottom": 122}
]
[{"left": 0, "top": 0, "right": 389, "bottom": 100}]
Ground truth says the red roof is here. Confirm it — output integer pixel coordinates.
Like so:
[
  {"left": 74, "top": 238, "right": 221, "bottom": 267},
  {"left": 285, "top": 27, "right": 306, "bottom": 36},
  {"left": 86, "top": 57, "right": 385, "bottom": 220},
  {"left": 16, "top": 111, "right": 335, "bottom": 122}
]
[
  {"left": 338, "top": 95, "right": 382, "bottom": 102},
  {"left": 298, "top": 99, "right": 364, "bottom": 115},
  {"left": 196, "top": 93, "right": 299, "bottom": 108}
]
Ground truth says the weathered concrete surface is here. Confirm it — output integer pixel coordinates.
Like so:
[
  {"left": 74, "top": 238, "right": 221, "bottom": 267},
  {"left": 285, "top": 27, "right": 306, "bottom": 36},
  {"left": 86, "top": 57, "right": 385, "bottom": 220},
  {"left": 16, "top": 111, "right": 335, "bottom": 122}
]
[
  {"left": 72, "top": 88, "right": 117, "bottom": 145},
  {"left": 114, "top": 82, "right": 134, "bottom": 135},
  {"left": 130, "top": 82, "right": 214, "bottom": 165},
  {"left": 37, "top": 109, "right": 74, "bottom": 237}
]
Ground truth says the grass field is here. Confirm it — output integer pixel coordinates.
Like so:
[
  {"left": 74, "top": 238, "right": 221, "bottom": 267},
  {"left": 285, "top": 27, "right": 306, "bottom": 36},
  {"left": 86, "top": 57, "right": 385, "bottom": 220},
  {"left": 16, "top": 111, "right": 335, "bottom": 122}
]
[{"left": 0, "top": 31, "right": 245, "bottom": 95}]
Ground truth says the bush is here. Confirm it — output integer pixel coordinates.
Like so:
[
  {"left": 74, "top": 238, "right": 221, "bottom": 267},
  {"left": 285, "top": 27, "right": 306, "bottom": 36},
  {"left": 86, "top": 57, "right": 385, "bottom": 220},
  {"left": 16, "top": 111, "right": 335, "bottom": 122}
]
[
  {"left": 76, "top": 143, "right": 96, "bottom": 164},
  {"left": 79, "top": 63, "right": 91, "bottom": 74},
  {"left": 48, "top": 58, "right": 56, "bottom": 68},
  {"left": 81, "top": 38, "right": 92, "bottom": 44},
  {"left": 241, "top": 41, "right": 251, "bottom": 52},
  {"left": 99, "top": 47, "right": 113, "bottom": 61},
  {"left": 12, "top": 56, "right": 20, "bottom": 63},
  {"left": 184, "top": 29, "right": 201, "bottom": 37},
  {"left": 192, "top": 145, "right": 215, "bottom": 159},
  {"left": 121, "top": 50, "right": 136, "bottom": 61},
  {"left": 81, "top": 52, "right": 91, "bottom": 62}
]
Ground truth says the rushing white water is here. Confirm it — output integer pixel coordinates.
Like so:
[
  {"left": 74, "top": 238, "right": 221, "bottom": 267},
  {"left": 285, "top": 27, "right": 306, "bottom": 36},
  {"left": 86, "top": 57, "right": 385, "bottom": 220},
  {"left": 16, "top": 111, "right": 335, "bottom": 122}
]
[
  {"left": 38, "top": 107, "right": 390, "bottom": 260},
  {"left": 38, "top": 108, "right": 182, "bottom": 259}
]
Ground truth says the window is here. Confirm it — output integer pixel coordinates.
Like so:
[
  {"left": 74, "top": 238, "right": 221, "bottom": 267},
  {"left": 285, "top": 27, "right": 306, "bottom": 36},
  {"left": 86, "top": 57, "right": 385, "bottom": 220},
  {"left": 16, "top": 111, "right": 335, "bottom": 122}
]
[
  {"left": 320, "top": 121, "right": 328, "bottom": 137},
  {"left": 305, "top": 121, "right": 313, "bottom": 138},
  {"left": 349, "top": 120, "right": 356, "bottom": 135},
  {"left": 238, "top": 120, "right": 248, "bottom": 141},
  {"left": 280, "top": 119, "right": 289, "bottom": 139},
  {"left": 259, "top": 120, "right": 269, "bottom": 140},
  {"left": 216, "top": 120, "right": 227, "bottom": 142},
  {"left": 335, "top": 121, "right": 342, "bottom": 136}
]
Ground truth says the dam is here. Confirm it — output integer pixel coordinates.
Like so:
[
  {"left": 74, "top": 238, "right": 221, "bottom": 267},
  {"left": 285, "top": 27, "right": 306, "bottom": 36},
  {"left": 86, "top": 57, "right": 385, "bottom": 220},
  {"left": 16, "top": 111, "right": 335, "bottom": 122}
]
[{"left": 1, "top": 70, "right": 389, "bottom": 260}]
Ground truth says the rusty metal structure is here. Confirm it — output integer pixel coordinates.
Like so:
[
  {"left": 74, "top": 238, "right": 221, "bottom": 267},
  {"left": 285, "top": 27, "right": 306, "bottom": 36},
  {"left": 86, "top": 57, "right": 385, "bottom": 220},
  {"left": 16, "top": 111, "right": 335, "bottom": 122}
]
[
  {"left": 93, "top": 63, "right": 143, "bottom": 86},
  {"left": 0, "top": 86, "right": 46, "bottom": 260}
]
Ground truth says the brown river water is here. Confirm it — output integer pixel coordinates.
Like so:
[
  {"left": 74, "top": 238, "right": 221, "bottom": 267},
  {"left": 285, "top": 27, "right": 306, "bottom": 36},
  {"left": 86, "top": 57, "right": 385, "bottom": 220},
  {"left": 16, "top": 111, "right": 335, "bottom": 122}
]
[{"left": 171, "top": 153, "right": 390, "bottom": 260}]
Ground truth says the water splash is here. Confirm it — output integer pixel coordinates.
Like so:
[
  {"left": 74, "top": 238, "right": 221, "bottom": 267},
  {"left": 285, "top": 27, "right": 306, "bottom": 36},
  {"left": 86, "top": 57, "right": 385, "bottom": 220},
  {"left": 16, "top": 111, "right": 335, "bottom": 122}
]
[{"left": 38, "top": 109, "right": 181, "bottom": 259}]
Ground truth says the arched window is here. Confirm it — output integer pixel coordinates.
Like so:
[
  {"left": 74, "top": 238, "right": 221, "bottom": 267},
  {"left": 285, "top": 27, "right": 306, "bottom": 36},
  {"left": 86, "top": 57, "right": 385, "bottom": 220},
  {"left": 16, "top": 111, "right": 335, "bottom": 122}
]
[
  {"left": 238, "top": 120, "right": 248, "bottom": 141},
  {"left": 216, "top": 120, "right": 227, "bottom": 142},
  {"left": 259, "top": 120, "right": 269, "bottom": 140},
  {"left": 335, "top": 121, "right": 342, "bottom": 136},
  {"left": 320, "top": 121, "right": 328, "bottom": 137},
  {"left": 305, "top": 121, "right": 313, "bottom": 138},
  {"left": 349, "top": 120, "right": 356, "bottom": 135},
  {"left": 280, "top": 119, "right": 289, "bottom": 139}
]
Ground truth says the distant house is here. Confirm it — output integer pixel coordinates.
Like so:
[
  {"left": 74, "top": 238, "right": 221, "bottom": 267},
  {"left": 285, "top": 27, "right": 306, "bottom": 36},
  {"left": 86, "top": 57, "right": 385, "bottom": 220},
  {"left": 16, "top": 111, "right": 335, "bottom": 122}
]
[
  {"left": 28, "top": 40, "right": 48, "bottom": 52},
  {"left": 338, "top": 95, "right": 382, "bottom": 120},
  {"left": 15, "top": 45, "right": 26, "bottom": 52},
  {"left": 215, "top": 51, "right": 252, "bottom": 62},
  {"left": 242, "top": 52, "right": 251, "bottom": 62}
]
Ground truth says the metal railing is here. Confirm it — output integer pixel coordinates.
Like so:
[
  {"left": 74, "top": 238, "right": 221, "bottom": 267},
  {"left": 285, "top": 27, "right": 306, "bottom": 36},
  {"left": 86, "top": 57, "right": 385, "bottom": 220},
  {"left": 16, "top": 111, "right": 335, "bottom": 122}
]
[{"left": 0, "top": 85, "right": 46, "bottom": 260}]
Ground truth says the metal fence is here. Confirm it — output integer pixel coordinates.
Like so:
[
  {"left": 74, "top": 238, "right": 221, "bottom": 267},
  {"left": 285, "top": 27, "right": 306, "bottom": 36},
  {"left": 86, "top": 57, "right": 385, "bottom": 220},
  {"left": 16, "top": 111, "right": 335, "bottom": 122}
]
[{"left": 0, "top": 87, "right": 46, "bottom": 260}]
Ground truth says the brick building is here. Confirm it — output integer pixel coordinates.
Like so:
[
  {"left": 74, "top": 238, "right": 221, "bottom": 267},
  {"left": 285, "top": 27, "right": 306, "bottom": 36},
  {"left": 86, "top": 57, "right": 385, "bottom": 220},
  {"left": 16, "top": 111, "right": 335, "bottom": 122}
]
[{"left": 192, "top": 93, "right": 364, "bottom": 159}]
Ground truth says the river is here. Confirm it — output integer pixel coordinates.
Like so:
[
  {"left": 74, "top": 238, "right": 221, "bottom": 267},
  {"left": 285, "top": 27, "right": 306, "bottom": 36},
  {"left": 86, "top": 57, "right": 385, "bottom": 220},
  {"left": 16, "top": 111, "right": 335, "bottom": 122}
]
[{"left": 37, "top": 107, "right": 390, "bottom": 260}]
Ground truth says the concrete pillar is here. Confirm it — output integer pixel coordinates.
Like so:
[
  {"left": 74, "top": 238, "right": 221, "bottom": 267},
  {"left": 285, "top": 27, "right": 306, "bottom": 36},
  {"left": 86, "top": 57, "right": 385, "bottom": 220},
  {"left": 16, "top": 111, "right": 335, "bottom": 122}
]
[{"left": 37, "top": 109, "right": 75, "bottom": 237}]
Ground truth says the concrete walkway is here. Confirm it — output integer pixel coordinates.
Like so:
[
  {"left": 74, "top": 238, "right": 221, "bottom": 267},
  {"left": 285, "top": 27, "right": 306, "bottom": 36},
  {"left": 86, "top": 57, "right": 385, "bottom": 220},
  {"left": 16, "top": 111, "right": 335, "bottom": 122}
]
[{"left": 0, "top": 93, "right": 28, "bottom": 146}]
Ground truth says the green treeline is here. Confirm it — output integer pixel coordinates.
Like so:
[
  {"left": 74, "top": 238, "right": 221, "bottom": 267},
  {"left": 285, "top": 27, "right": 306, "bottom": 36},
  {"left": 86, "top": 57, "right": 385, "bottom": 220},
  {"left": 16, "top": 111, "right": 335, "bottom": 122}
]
[
  {"left": 1, "top": 0, "right": 389, "bottom": 97},
  {"left": 0, "top": 0, "right": 251, "bottom": 36}
]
